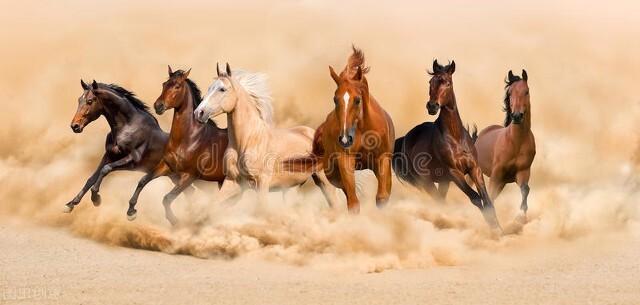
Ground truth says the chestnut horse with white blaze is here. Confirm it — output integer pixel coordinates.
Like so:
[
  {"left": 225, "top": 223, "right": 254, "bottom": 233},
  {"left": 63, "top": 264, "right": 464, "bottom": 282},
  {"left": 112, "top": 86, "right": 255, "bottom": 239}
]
[
  {"left": 287, "top": 46, "right": 395, "bottom": 213},
  {"left": 473, "top": 70, "right": 536, "bottom": 222}
]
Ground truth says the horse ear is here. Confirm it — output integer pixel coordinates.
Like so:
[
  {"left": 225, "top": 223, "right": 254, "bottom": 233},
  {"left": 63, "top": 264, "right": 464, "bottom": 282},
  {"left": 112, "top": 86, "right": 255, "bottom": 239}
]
[
  {"left": 216, "top": 63, "right": 221, "bottom": 77},
  {"left": 184, "top": 68, "right": 191, "bottom": 78},
  {"left": 81, "top": 79, "right": 89, "bottom": 90},
  {"left": 226, "top": 63, "right": 232, "bottom": 76},
  {"left": 168, "top": 65, "right": 173, "bottom": 76},
  {"left": 91, "top": 80, "right": 98, "bottom": 90},
  {"left": 329, "top": 66, "right": 340, "bottom": 84},
  {"left": 508, "top": 70, "right": 516, "bottom": 82},
  {"left": 447, "top": 61, "right": 456, "bottom": 74},
  {"left": 522, "top": 69, "right": 528, "bottom": 81},
  {"left": 353, "top": 66, "right": 363, "bottom": 81},
  {"left": 433, "top": 60, "right": 441, "bottom": 73}
]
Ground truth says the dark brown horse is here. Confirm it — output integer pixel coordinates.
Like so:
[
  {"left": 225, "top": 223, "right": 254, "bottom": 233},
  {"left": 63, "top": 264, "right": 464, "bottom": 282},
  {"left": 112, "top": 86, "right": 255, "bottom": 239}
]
[
  {"left": 473, "top": 70, "right": 536, "bottom": 222},
  {"left": 393, "top": 60, "right": 501, "bottom": 230},
  {"left": 65, "top": 80, "right": 190, "bottom": 213},
  {"left": 126, "top": 67, "right": 228, "bottom": 224},
  {"left": 287, "top": 46, "right": 395, "bottom": 213}
]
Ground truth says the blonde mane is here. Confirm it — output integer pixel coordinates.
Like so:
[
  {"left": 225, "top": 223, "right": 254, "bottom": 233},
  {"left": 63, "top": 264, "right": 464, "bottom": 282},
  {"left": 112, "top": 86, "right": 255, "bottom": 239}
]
[{"left": 232, "top": 70, "right": 274, "bottom": 126}]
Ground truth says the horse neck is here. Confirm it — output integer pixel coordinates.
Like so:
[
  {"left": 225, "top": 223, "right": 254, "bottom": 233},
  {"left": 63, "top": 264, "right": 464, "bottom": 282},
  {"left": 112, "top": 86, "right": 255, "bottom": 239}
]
[
  {"left": 435, "top": 92, "right": 465, "bottom": 139},
  {"left": 101, "top": 93, "right": 137, "bottom": 132},
  {"left": 227, "top": 89, "right": 270, "bottom": 152},
  {"left": 169, "top": 87, "right": 205, "bottom": 142}
]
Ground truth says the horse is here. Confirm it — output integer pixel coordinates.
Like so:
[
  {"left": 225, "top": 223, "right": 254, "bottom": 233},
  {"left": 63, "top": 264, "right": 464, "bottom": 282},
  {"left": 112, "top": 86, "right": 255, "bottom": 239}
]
[
  {"left": 393, "top": 60, "right": 501, "bottom": 230},
  {"left": 193, "top": 63, "right": 337, "bottom": 207},
  {"left": 64, "top": 80, "right": 190, "bottom": 215},
  {"left": 472, "top": 70, "right": 536, "bottom": 222},
  {"left": 285, "top": 46, "right": 395, "bottom": 213},
  {"left": 125, "top": 67, "right": 229, "bottom": 225}
]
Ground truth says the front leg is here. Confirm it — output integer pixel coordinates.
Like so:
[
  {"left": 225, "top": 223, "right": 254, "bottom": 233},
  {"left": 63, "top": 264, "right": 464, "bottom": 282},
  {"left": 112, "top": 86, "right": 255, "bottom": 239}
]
[
  {"left": 91, "top": 150, "right": 139, "bottom": 195},
  {"left": 64, "top": 154, "right": 109, "bottom": 213},
  {"left": 467, "top": 166, "right": 502, "bottom": 232},
  {"left": 127, "top": 161, "right": 172, "bottom": 220},
  {"left": 337, "top": 154, "right": 359, "bottom": 213},
  {"left": 515, "top": 169, "right": 531, "bottom": 223},
  {"left": 373, "top": 154, "right": 392, "bottom": 208},
  {"left": 256, "top": 175, "right": 271, "bottom": 206}
]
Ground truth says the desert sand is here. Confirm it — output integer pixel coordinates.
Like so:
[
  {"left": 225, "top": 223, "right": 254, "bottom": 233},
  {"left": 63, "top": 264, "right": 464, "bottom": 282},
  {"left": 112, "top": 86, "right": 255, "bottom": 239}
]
[{"left": 1, "top": 0, "right": 639, "bottom": 304}]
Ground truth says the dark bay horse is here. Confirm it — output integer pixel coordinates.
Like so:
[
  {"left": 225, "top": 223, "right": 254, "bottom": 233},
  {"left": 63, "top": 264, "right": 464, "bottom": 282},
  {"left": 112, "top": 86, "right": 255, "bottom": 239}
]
[
  {"left": 393, "top": 60, "right": 501, "bottom": 230},
  {"left": 473, "top": 70, "right": 536, "bottom": 222},
  {"left": 65, "top": 80, "right": 188, "bottom": 213},
  {"left": 126, "top": 67, "right": 228, "bottom": 224},
  {"left": 288, "top": 46, "right": 395, "bottom": 213}
]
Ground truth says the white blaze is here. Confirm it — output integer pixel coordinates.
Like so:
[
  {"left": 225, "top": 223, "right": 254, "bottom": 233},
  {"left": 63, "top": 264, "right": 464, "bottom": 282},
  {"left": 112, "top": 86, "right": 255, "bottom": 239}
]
[{"left": 341, "top": 92, "right": 350, "bottom": 144}]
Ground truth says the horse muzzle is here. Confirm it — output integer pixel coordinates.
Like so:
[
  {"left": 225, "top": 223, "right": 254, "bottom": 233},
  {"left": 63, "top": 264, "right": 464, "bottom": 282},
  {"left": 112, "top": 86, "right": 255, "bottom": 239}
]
[
  {"left": 70, "top": 122, "right": 84, "bottom": 133},
  {"left": 154, "top": 101, "right": 166, "bottom": 115},
  {"left": 427, "top": 101, "right": 440, "bottom": 115},
  {"left": 338, "top": 126, "right": 356, "bottom": 149},
  {"left": 511, "top": 112, "right": 524, "bottom": 124}
]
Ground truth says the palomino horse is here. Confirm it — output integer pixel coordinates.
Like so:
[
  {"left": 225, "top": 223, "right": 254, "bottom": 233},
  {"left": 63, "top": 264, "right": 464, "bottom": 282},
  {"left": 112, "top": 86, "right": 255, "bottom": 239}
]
[
  {"left": 393, "top": 60, "right": 501, "bottom": 230},
  {"left": 126, "top": 67, "right": 228, "bottom": 224},
  {"left": 193, "top": 64, "right": 337, "bottom": 207},
  {"left": 65, "top": 80, "right": 189, "bottom": 213},
  {"left": 473, "top": 70, "right": 536, "bottom": 222},
  {"left": 288, "top": 46, "right": 395, "bottom": 213}
]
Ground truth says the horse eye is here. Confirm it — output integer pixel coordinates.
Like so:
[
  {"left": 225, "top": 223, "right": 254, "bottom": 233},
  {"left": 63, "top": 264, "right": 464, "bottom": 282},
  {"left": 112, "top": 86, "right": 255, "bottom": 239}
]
[
  {"left": 333, "top": 96, "right": 339, "bottom": 104},
  {"left": 219, "top": 87, "right": 227, "bottom": 92},
  {"left": 525, "top": 91, "right": 530, "bottom": 95},
  {"left": 354, "top": 97, "right": 361, "bottom": 105}
]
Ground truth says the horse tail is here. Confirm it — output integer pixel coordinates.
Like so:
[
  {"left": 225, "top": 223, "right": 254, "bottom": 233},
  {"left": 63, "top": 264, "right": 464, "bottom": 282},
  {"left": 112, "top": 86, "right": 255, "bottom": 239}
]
[
  {"left": 341, "top": 45, "right": 371, "bottom": 79},
  {"left": 470, "top": 124, "right": 478, "bottom": 144},
  {"left": 281, "top": 155, "right": 321, "bottom": 173},
  {"left": 392, "top": 136, "right": 413, "bottom": 185}
]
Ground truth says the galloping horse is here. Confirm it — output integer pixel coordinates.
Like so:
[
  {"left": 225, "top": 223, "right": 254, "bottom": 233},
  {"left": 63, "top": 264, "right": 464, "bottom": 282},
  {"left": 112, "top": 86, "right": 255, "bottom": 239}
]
[
  {"left": 65, "top": 80, "right": 188, "bottom": 213},
  {"left": 473, "top": 70, "right": 536, "bottom": 222},
  {"left": 126, "top": 67, "right": 228, "bottom": 224},
  {"left": 393, "top": 60, "right": 501, "bottom": 230},
  {"left": 193, "top": 64, "right": 337, "bottom": 207},
  {"left": 288, "top": 46, "right": 395, "bottom": 213}
]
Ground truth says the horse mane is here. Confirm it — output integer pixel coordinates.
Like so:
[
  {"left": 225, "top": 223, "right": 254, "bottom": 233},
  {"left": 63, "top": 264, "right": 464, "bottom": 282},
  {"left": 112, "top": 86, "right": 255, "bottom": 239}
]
[
  {"left": 232, "top": 70, "right": 274, "bottom": 126},
  {"left": 503, "top": 75, "right": 522, "bottom": 127},
  {"left": 170, "top": 70, "right": 219, "bottom": 127},
  {"left": 103, "top": 83, "right": 158, "bottom": 123},
  {"left": 340, "top": 45, "right": 370, "bottom": 79}
]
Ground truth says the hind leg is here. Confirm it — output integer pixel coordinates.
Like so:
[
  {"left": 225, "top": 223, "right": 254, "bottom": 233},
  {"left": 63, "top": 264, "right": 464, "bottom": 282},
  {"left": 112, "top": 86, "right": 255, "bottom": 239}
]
[
  {"left": 437, "top": 181, "right": 450, "bottom": 200},
  {"left": 515, "top": 169, "right": 531, "bottom": 223},
  {"left": 373, "top": 154, "right": 392, "bottom": 208},
  {"left": 127, "top": 162, "right": 171, "bottom": 218},
  {"left": 419, "top": 180, "right": 444, "bottom": 202},
  {"left": 143, "top": 173, "right": 194, "bottom": 225},
  {"left": 312, "top": 171, "right": 338, "bottom": 208}
]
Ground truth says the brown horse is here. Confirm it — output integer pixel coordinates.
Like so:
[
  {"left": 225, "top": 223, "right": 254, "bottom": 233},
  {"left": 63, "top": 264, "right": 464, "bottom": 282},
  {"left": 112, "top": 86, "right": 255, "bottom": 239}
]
[
  {"left": 126, "top": 67, "right": 228, "bottom": 224},
  {"left": 65, "top": 80, "right": 191, "bottom": 213},
  {"left": 473, "top": 70, "right": 536, "bottom": 222},
  {"left": 393, "top": 60, "right": 501, "bottom": 230},
  {"left": 288, "top": 46, "right": 395, "bottom": 213}
]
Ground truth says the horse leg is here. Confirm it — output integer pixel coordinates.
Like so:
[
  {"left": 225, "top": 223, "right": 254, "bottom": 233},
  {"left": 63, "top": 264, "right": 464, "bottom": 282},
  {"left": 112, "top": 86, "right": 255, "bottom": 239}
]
[
  {"left": 515, "top": 169, "right": 531, "bottom": 223},
  {"left": 337, "top": 155, "right": 359, "bottom": 213},
  {"left": 156, "top": 174, "right": 195, "bottom": 226},
  {"left": 419, "top": 180, "right": 443, "bottom": 202},
  {"left": 90, "top": 153, "right": 138, "bottom": 195},
  {"left": 488, "top": 168, "right": 507, "bottom": 200},
  {"left": 213, "top": 178, "right": 243, "bottom": 206},
  {"left": 256, "top": 176, "right": 271, "bottom": 206},
  {"left": 127, "top": 162, "right": 172, "bottom": 220},
  {"left": 64, "top": 154, "right": 109, "bottom": 212},
  {"left": 450, "top": 168, "right": 501, "bottom": 231},
  {"left": 171, "top": 175, "right": 197, "bottom": 202},
  {"left": 468, "top": 167, "right": 502, "bottom": 231},
  {"left": 373, "top": 155, "right": 392, "bottom": 209},
  {"left": 312, "top": 171, "right": 338, "bottom": 208}
]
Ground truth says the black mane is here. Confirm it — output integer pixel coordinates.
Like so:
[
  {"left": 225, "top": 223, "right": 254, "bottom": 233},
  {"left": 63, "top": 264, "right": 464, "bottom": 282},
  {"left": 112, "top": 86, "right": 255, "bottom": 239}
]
[
  {"left": 104, "top": 83, "right": 158, "bottom": 123},
  {"left": 503, "top": 75, "right": 522, "bottom": 127}
]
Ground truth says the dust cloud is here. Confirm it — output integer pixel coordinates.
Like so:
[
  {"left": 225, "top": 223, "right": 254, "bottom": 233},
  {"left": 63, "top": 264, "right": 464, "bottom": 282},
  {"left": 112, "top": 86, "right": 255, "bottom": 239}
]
[{"left": 0, "top": 0, "right": 639, "bottom": 272}]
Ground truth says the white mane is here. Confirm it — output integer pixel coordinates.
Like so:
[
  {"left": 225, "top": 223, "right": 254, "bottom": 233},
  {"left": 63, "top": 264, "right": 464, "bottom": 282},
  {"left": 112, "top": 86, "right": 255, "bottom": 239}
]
[{"left": 232, "top": 70, "right": 274, "bottom": 126}]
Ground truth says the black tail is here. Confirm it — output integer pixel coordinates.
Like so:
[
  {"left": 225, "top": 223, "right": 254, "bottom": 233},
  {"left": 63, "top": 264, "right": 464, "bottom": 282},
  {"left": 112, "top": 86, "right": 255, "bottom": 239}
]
[
  {"left": 392, "top": 136, "right": 414, "bottom": 185},
  {"left": 470, "top": 124, "right": 478, "bottom": 144}
]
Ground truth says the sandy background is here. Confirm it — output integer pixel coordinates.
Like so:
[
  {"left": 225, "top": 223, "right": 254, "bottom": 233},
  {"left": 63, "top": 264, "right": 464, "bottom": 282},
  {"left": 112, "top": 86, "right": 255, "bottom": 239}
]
[{"left": 0, "top": 0, "right": 639, "bottom": 304}]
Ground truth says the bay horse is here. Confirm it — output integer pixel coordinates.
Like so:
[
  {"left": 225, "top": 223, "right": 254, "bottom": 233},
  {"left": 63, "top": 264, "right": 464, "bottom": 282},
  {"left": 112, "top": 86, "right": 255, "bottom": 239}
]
[
  {"left": 193, "top": 64, "right": 337, "bottom": 207},
  {"left": 393, "top": 60, "right": 501, "bottom": 230},
  {"left": 65, "top": 80, "right": 189, "bottom": 213},
  {"left": 286, "top": 46, "right": 395, "bottom": 213},
  {"left": 473, "top": 70, "right": 536, "bottom": 222},
  {"left": 126, "top": 67, "right": 228, "bottom": 225}
]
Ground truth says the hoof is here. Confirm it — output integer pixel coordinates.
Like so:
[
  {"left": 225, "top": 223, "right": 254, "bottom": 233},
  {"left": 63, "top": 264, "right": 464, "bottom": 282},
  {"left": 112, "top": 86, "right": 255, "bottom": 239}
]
[
  {"left": 515, "top": 211, "right": 527, "bottom": 224},
  {"left": 62, "top": 204, "right": 74, "bottom": 213},
  {"left": 127, "top": 212, "right": 137, "bottom": 221},
  {"left": 91, "top": 192, "right": 102, "bottom": 207}
]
